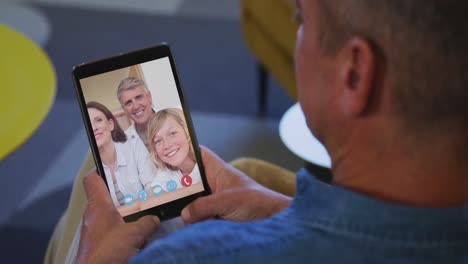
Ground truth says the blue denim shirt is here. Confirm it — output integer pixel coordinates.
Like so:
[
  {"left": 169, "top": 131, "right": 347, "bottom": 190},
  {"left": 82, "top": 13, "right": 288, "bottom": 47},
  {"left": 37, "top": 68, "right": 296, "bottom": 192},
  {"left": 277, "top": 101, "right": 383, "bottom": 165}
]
[{"left": 132, "top": 169, "right": 468, "bottom": 264}]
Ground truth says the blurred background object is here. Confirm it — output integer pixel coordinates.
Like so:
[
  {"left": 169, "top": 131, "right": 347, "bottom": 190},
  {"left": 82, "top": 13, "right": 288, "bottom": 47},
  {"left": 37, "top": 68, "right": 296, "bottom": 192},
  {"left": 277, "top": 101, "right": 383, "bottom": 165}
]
[
  {"left": 0, "top": 23, "right": 56, "bottom": 160},
  {"left": 240, "top": 0, "right": 330, "bottom": 175},
  {"left": 0, "top": 3, "right": 51, "bottom": 46},
  {"left": 280, "top": 103, "right": 331, "bottom": 169},
  {"left": 241, "top": 0, "right": 299, "bottom": 116}
]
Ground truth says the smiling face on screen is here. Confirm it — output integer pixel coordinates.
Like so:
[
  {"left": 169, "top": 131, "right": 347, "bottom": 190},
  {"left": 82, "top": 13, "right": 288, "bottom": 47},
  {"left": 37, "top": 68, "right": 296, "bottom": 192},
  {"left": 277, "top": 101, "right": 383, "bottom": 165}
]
[
  {"left": 120, "top": 86, "right": 153, "bottom": 129},
  {"left": 88, "top": 107, "right": 114, "bottom": 149}
]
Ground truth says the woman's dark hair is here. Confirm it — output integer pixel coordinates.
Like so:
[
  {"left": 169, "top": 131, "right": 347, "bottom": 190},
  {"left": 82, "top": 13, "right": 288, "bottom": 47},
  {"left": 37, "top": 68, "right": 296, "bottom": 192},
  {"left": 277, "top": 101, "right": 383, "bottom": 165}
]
[{"left": 86, "top": 101, "right": 127, "bottom": 143}]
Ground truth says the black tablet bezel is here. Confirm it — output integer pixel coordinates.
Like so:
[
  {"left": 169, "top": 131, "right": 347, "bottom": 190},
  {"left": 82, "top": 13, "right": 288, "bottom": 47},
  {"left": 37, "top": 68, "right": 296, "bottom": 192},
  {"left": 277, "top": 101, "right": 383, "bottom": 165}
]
[{"left": 72, "top": 43, "right": 211, "bottom": 222}]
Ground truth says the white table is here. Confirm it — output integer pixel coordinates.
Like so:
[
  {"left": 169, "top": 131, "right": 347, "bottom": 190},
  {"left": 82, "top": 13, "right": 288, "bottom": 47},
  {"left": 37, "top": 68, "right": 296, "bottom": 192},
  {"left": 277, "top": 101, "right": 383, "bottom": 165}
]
[{"left": 279, "top": 103, "right": 331, "bottom": 168}]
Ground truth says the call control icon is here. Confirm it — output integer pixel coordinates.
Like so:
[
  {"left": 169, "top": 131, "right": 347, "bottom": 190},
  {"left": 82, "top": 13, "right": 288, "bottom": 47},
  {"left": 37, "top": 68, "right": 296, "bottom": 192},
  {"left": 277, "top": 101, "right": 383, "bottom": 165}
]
[
  {"left": 152, "top": 185, "right": 164, "bottom": 197},
  {"left": 124, "top": 194, "right": 134, "bottom": 206},
  {"left": 138, "top": 190, "right": 148, "bottom": 201},
  {"left": 166, "top": 180, "right": 177, "bottom": 192},
  {"left": 181, "top": 175, "right": 193, "bottom": 187}
]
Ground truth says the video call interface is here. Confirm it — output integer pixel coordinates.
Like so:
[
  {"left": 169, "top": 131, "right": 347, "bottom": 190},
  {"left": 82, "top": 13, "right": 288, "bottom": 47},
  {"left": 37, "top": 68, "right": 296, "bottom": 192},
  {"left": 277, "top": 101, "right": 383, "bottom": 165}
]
[{"left": 80, "top": 57, "right": 204, "bottom": 217}]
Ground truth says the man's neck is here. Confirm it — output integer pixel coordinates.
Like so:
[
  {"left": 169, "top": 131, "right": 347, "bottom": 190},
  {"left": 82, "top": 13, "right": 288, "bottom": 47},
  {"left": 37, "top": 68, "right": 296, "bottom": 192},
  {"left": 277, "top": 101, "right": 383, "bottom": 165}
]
[
  {"left": 330, "top": 128, "right": 468, "bottom": 207},
  {"left": 135, "top": 123, "right": 147, "bottom": 134},
  {"left": 134, "top": 123, "right": 150, "bottom": 151}
]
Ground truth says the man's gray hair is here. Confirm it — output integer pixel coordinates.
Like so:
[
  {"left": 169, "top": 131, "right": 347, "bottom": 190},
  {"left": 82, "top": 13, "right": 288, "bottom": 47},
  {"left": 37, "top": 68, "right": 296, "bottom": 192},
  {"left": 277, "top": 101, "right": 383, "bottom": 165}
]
[{"left": 117, "top": 77, "right": 149, "bottom": 103}]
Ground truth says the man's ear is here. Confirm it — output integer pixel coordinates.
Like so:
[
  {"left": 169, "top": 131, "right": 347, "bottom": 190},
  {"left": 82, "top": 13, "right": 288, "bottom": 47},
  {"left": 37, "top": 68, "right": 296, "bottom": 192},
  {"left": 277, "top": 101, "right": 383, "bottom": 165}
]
[{"left": 338, "top": 37, "right": 377, "bottom": 117}]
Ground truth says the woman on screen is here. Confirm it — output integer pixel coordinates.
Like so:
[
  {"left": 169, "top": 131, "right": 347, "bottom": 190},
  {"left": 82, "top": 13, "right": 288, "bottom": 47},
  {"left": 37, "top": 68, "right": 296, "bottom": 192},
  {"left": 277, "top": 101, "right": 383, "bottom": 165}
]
[
  {"left": 87, "top": 101, "right": 155, "bottom": 206},
  {"left": 148, "top": 108, "right": 202, "bottom": 192}
]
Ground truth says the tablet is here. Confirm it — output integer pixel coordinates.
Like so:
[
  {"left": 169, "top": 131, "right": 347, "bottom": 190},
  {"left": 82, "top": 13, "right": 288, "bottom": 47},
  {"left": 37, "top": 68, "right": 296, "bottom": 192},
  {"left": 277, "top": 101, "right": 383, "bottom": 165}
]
[{"left": 72, "top": 43, "right": 210, "bottom": 222}]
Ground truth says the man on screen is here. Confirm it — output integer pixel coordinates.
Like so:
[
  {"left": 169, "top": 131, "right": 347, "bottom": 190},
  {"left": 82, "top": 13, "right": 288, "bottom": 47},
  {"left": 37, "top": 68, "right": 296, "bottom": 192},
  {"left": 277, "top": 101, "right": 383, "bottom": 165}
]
[{"left": 117, "top": 77, "right": 155, "bottom": 151}]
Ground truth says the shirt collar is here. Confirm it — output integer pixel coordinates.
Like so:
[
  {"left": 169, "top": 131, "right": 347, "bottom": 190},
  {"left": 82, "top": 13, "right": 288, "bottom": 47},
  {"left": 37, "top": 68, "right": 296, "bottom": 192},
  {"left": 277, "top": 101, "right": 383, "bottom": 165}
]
[
  {"left": 126, "top": 123, "right": 138, "bottom": 138},
  {"left": 114, "top": 142, "right": 128, "bottom": 167},
  {"left": 292, "top": 168, "right": 468, "bottom": 241}
]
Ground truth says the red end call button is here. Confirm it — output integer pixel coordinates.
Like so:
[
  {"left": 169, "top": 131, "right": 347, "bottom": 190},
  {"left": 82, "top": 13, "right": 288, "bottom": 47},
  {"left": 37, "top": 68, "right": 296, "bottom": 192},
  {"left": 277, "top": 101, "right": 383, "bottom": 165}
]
[{"left": 181, "top": 175, "right": 193, "bottom": 187}]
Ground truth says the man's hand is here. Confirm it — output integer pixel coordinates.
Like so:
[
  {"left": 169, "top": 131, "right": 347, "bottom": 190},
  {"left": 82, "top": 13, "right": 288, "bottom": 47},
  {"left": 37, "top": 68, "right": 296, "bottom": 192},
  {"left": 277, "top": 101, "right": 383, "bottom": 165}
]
[
  {"left": 181, "top": 147, "right": 291, "bottom": 223},
  {"left": 76, "top": 170, "right": 160, "bottom": 264}
]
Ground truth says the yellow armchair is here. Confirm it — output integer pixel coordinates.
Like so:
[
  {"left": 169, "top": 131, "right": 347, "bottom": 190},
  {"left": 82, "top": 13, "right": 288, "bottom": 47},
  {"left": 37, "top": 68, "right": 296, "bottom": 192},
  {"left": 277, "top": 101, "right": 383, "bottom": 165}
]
[{"left": 241, "top": 0, "right": 299, "bottom": 115}]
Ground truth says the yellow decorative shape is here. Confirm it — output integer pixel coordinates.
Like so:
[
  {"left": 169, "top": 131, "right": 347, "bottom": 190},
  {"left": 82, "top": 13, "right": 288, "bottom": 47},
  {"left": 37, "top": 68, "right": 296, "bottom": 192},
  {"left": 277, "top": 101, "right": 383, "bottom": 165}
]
[{"left": 0, "top": 23, "right": 56, "bottom": 160}]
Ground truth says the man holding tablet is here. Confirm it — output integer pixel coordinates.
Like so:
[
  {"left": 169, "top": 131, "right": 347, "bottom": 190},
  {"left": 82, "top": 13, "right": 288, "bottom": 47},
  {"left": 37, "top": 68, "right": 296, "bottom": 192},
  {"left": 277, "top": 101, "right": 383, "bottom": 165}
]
[{"left": 49, "top": 0, "right": 468, "bottom": 263}]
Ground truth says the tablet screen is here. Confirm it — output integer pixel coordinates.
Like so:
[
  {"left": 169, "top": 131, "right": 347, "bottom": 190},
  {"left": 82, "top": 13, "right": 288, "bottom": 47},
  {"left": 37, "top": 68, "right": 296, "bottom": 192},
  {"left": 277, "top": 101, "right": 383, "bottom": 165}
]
[{"left": 78, "top": 55, "right": 206, "bottom": 218}]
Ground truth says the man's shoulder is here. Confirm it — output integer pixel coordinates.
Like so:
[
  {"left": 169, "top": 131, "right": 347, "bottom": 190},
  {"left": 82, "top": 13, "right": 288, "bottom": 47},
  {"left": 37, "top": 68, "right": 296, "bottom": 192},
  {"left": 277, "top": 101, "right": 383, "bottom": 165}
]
[
  {"left": 124, "top": 124, "right": 146, "bottom": 149},
  {"left": 125, "top": 124, "right": 137, "bottom": 137}
]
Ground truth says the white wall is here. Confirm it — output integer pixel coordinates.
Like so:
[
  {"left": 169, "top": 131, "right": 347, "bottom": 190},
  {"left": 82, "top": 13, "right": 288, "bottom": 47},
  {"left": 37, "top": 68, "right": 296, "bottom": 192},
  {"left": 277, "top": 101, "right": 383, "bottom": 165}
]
[{"left": 140, "top": 57, "right": 182, "bottom": 111}]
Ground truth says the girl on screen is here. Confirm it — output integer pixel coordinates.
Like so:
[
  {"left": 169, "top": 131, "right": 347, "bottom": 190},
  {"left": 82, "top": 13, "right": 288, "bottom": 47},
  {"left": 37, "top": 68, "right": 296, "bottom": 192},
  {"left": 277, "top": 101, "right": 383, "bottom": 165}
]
[
  {"left": 148, "top": 108, "right": 202, "bottom": 192},
  {"left": 87, "top": 101, "right": 155, "bottom": 206}
]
